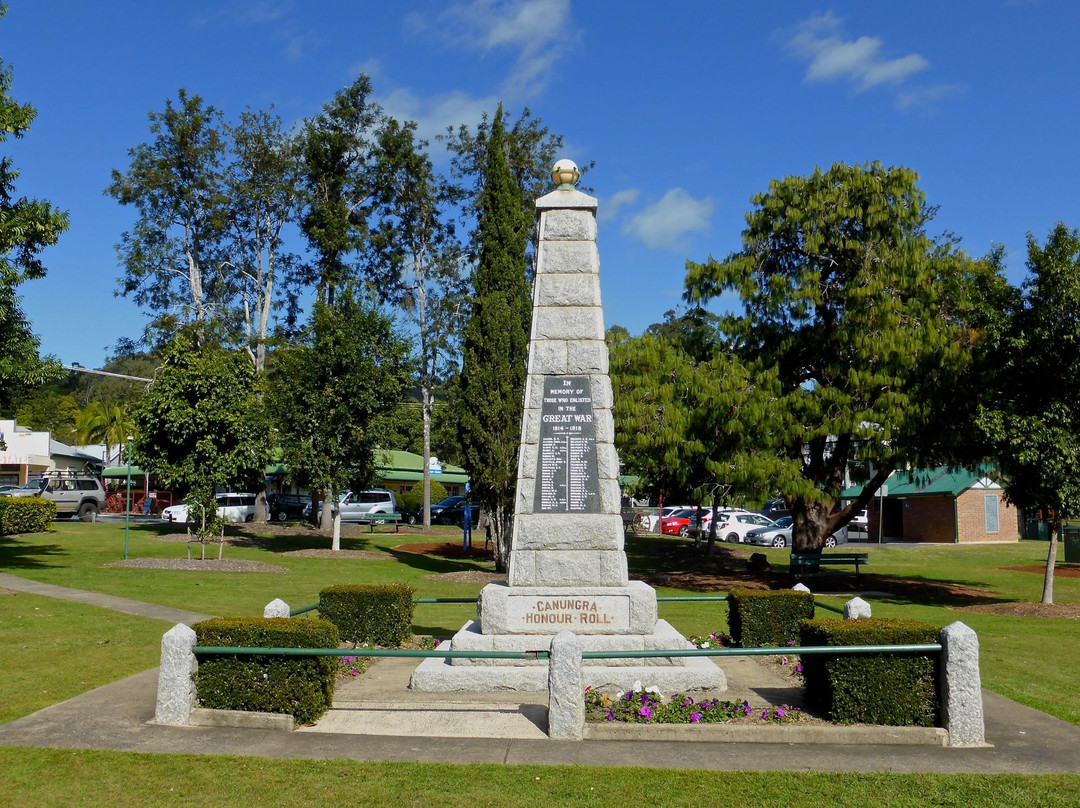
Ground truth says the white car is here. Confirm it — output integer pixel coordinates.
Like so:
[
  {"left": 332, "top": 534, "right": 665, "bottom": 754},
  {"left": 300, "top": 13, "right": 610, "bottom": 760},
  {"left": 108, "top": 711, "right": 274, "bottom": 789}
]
[
  {"left": 696, "top": 508, "right": 757, "bottom": 538},
  {"left": 161, "top": 493, "right": 256, "bottom": 524},
  {"left": 714, "top": 511, "right": 778, "bottom": 543}
]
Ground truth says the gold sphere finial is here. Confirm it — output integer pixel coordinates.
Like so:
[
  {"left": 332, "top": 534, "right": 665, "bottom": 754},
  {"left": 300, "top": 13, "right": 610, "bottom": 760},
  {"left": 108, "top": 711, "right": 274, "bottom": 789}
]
[{"left": 551, "top": 158, "right": 580, "bottom": 189}]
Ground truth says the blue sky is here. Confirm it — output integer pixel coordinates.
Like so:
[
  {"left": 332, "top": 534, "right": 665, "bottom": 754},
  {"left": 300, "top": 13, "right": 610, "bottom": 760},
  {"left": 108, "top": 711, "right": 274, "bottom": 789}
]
[{"left": 5, "top": 1, "right": 1079, "bottom": 368}]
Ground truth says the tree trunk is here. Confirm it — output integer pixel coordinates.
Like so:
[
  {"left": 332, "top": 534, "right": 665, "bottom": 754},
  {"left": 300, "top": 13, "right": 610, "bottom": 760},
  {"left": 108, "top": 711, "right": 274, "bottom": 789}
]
[
  {"left": 320, "top": 486, "right": 334, "bottom": 531},
  {"left": 493, "top": 503, "right": 512, "bottom": 574},
  {"left": 791, "top": 499, "right": 836, "bottom": 554},
  {"left": 1042, "top": 520, "right": 1058, "bottom": 604},
  {"left": 422, "top": 385, "right": 432, "bottom": 530},
  {"left": 704, "top": 492, "right": 720, "bottom": 557}
]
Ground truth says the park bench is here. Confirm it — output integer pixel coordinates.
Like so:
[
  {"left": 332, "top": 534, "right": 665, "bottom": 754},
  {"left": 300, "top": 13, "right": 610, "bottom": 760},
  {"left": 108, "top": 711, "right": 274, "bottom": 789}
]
[
  {"left": 356, "top": 512, "right": 402, "bottom": 533},
  {"left": 789, "top": 552, "right": 870, "bottom": 588}
]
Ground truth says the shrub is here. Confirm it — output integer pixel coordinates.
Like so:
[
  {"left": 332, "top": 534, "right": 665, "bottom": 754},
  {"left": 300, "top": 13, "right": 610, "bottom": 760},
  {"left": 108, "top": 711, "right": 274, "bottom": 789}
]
[
  {"left": 727, "top": 589, "right": 814, "bottom": 647},
  {"left": 799, "top": 618, "right": 940, "bottom": 726},
  {"left": 399, "top": 481, "right": 448, "bottom": 515},
  {"left": 319, "top": 583, "right": 415, "bottom": 646},
  {"left": 0, "top": 497, "right": 56, "bottom": 535},
  {"left": 194, "top": 617, "right": 339, "bottom": 724}
]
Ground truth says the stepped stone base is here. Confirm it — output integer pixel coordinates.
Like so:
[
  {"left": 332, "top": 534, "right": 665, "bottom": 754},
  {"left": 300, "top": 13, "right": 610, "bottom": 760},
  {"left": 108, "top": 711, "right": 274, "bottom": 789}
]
[{"left": 409, "top": 620, "right": 727, "bottom": 693}]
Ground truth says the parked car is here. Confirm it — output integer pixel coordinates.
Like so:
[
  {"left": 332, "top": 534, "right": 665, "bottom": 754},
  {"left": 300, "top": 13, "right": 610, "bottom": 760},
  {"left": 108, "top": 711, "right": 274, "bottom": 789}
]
[
  {"left": 302, "top": 489, "right": 399, "bottom": 522},
  {"left": 714, "top": 511, "right": 778, "bottom": 543},
  {"left": 161, "top": 493, "right": 256, "bottom": 524},
  {"left": 268, "top": 493, "right": 309, "bottom": 522},
  {"left": 660, "top": 508, "right": 697, "bottom": 537},
  {"left": 428, "top": 495, "right": 480, "bottom": 527},
  {"left": 744, "top": 517, "right": 849, "bottom": 548},
  {"left": 761, "top": 498, "right": 790, "bottom": 521},
  {"left": 3, "top": 471, "right": 105, "bottom": 521}
]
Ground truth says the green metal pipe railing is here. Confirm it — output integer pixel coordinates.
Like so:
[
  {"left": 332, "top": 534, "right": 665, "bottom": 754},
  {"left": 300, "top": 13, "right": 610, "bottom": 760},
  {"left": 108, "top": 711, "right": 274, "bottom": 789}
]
[
  {"left": 192, "top": 643, "right": 941, "bottom": 661},
  {"left": 194, "top": 646, "right": 547, "bottom": 660},
  {"left": 289, "top": 594, "right": 729, "bottom": 616}
]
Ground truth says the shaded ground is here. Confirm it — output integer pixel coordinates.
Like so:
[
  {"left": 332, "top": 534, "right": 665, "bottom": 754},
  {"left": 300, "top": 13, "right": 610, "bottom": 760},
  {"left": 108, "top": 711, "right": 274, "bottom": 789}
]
[{"left": 952, "top": 602, "right": 1080, "bottom": 619}]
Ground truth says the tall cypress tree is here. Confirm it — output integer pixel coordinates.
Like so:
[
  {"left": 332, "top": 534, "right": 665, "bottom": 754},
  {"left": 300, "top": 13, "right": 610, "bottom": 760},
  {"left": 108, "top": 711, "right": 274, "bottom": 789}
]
[{"left": 456, "top": 104, "right": 532, "bottom": 573}]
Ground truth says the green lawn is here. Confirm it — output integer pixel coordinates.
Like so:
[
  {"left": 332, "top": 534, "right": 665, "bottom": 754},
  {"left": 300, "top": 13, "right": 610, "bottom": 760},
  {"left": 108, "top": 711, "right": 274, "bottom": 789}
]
[
  {"left": 1, "top": 749, "right": 1078, "bottom": 807},
  {"left": 3, "top": 523, "right": 1080, "bottom": 802}
]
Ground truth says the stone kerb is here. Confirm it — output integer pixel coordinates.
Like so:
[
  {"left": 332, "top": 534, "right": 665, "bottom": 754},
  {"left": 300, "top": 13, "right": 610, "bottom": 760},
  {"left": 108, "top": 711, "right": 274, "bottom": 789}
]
[
  {"left": 155, "top": 623, "right": 198, "bottom": 726},
  {"left": 940, "top": 621, "right": 986, "bottom": 747}
]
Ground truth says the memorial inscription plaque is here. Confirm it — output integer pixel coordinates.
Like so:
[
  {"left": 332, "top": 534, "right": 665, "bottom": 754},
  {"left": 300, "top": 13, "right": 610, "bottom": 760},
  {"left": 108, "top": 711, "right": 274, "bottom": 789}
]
[{"left": 533, "top": 375, "right": 600, "bottom": 514}]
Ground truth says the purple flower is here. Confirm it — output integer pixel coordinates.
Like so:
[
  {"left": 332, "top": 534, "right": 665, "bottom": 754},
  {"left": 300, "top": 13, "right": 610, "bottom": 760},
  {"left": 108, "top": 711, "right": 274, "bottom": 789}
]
[
  {"left": 682, "top": 698, "right": 693, "bottom": 707},
  {"left": 776, "top": 708, "right": 786, "bottom": 717},
  {"left": 795, "top": 664, "right": 804, "bottom": 673},
  {"left": 640, "top": 705, "right": 652, "bottom": 718},
  {"left": 781, "top": 656, "right": 789, "bottom": 665},
  {"left": 787, "top": 640, "right": 796, "bottom": 647},
  {"left": 606, "top": 711, "right": 615, "bottom": 721},
  {"left": 743, "top": 701, "right": 751, "bottom": 716},
  {"left": 690, "top": 712, "right": 702, "bottom": 723},
  {"left": 624, "top": 692, "right": 634, "bottom": 702},
  {"left": 761, "top": 709, "right": 770, "bottom": 720}
]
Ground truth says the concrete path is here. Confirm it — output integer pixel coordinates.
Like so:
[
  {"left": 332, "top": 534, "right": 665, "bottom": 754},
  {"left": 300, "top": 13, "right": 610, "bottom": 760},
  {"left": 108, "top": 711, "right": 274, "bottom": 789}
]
[
  {"left": 2, "top": 572, "right": 1080, "bottom": 772},
  {"left": 0, "top": 572, "right": 214, "bottom": 625}
]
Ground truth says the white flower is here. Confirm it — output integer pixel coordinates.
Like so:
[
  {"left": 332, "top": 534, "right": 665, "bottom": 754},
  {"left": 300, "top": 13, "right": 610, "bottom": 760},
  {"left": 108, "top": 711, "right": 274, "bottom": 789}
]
[
  {"left": 701, "top": 641, "right": 711, "bottom": 648},
  {"left": 632, "top": 680, "right": 643, "bottom": 692},
  {"left": 645, "top": 685, "right": 663, "bottom": 696}
]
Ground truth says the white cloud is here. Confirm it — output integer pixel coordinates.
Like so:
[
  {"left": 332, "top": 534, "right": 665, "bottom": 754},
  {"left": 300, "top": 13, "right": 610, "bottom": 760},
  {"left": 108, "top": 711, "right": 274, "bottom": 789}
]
[
  {"left": 412, "top": 0, "right": 574, "bottom": 98},
  {"left": 788, "top": 12, "right": 928, "bottom": 92},
  {"left": 896, "top": 83, "right": 966, "bottom": 112},
  {"left": 380, "top": 87, "right": 498, "bottom": 147},
  {"left": 598, "top": 188, "right": 639, "bottom": 222},
  {"left": 622, "top": 189, "right": 713, "bottom": 251}
]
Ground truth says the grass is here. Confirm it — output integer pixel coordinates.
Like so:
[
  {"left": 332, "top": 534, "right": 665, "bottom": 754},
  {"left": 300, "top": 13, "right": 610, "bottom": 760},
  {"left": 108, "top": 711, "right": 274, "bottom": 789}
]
[
  {"left": 3, "top": 523, "right": 1080, "bottom": 802},
  {"left": 1, "top": 749, "right": 1078, "bottom": 807}
]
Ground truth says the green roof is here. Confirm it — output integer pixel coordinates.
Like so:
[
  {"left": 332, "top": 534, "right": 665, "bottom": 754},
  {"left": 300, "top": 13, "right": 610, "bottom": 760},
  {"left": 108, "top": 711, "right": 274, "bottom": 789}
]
[{"left": 841, "top": 464, "right": 1001, "bottom": 499}]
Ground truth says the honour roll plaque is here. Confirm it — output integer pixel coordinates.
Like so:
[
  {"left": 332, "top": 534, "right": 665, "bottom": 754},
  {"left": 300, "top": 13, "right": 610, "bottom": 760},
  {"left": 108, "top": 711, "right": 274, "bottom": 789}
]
[{"left": 533, "top": 376, "right": 600, "bottom": 513}]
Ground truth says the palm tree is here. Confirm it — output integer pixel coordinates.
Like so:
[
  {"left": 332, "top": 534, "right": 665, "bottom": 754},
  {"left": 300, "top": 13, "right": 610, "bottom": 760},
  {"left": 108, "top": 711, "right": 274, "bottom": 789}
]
[{"left": 76, "top": 401, "right": 135, "bottom": 465}]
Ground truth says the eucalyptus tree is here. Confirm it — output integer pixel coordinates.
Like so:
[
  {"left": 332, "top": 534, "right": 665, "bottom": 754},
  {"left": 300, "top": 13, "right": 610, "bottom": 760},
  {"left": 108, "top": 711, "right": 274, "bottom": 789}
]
[
  {"left": 0, "top": 7, "right": 69, "bottom": 409},
  {"left": 455, "top": 106, "right": 532, "bottom": 572},
  {"left": 369, "top": 117, "right": 465, "bottom": 528},
  {"left": 225, "top": 108, "right": 300, "bottom": 371},
  {"left": 107, "top": 90, "right": 230, "bottom": 343},
  {"left": 684, "top": 162, "right": 1001, "bottom": 553},
  {"left": 295, "top": 75, "right": 384, "bottom": 309}
]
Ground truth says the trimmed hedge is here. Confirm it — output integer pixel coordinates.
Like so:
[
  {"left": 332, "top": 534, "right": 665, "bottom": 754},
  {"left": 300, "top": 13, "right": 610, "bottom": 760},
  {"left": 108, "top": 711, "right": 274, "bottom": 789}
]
[
  {"left": 194, "top": 617, "right": 339, "bottom": 724},
  {"left": 398, "top": 481, "right": 448, "bottom": 515},
  {"left": 0, "top": 496, "right": 56, "bottom": 535},
  {"left": 319, "top": 583, "right": 415, "bottom": 646},
  {"left": 727, "top": 589, "right": 815, "bottom": 647},
  {"left": 799, "top": 618, "right": 940, "bottom": 726}
]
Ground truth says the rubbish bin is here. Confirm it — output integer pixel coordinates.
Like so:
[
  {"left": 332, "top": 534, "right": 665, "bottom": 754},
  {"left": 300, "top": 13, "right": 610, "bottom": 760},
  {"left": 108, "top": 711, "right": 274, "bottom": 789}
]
[
  {"left": 1025, "top": 518, "right": 1049, "bottom": 541},
  {"left": 1063, "top": 523, "right": 1080, "bottom": 564}
]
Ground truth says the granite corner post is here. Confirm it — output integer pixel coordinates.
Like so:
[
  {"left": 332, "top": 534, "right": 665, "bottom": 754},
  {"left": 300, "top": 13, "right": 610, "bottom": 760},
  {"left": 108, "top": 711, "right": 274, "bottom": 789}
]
[
  {"left": 155, "top": 623, "right": 198, "bottom": 726},
  {"left": 940, "top": 621, "right": 986, "bottom": 747}
]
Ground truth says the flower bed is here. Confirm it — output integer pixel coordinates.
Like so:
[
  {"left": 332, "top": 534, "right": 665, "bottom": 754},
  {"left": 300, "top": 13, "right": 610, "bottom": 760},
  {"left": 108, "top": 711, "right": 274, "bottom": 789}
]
[{"left": 585, "top": 683, "right": 801, "bottom": 725}]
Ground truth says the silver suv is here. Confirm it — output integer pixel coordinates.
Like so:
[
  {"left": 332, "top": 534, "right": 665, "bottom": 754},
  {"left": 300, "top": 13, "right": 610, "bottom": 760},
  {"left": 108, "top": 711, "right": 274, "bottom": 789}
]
[
  {"left": 303, "top": 489, "right": 398, "bottom": 522},
  {"left": 5, "top": 471, "right": 106, "bottom": 521}
]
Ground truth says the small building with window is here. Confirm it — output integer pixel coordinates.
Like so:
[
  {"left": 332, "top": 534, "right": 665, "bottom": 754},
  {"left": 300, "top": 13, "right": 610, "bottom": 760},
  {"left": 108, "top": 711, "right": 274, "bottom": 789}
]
[
  {"left": 842, "top": 464, "right": 1018, "bottom": 543},
  {"left": 0, "top": 419, "right": 103, "bottom": 485}
]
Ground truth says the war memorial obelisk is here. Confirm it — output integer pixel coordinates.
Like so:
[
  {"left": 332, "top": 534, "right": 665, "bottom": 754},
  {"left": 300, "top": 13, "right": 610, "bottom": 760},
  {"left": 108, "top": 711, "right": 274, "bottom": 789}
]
[{"left": 411, "top": 160, "right": 725, "bottom": 692}]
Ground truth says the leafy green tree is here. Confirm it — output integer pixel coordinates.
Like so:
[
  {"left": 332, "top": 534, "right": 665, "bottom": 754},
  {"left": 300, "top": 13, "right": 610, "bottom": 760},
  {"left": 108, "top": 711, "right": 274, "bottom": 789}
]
[
  {"left": 225, "top": 107, "right": 300, "bottom": 371},
  {"left": 978, "top": 223, "right": 1080, "bottom": 604},
  {"left": 265, "top": 286, "right": 412, "bottom": 540},
  {"left": 685, "top": 162, "right": 999, "bottom": 553},
  {"left": 106, "top": 90, "right": 229, "bottom": 342},
  {"left": 455, "top": 105, "right": 532, "bottom": 573},
  {"left": 295, "top": 75, "right": 383, "bottom": 309},
  {"left": 609, "top": 323, "right": 783, "bottom": 555},
  {"left": 0, "top": 5, "right": 69, "bottom": 409},
  {"left": 369, "top": 117, "right": 466, "bottom": 527},
  {"left": 133, "top": 333, "right": 267, "bottom": 536},
  {"left": 13, "top": 391, "right": 80, "bottom": 443}
]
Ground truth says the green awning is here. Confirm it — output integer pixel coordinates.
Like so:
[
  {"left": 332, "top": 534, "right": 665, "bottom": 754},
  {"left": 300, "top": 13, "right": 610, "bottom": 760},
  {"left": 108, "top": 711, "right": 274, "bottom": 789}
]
[{"left": 102, "top": 466, "right": 146, "bottom": 478}]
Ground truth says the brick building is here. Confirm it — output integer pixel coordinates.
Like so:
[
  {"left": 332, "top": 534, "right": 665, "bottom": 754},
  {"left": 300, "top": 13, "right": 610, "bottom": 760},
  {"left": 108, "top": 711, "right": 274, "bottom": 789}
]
[{"left": 843, "top": 464, "right": 1019, "bottom": 543}]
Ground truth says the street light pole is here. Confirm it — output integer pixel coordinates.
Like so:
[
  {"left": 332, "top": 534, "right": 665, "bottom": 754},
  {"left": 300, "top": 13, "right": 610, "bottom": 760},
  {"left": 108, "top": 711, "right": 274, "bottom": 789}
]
[{"left": 124, "top": 436, "right": 133, "bottom": 560}]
